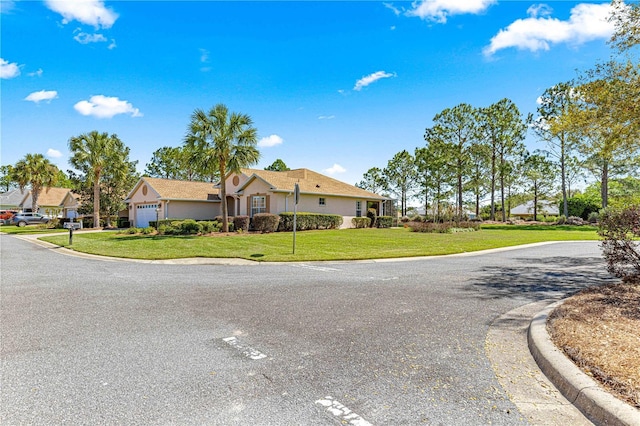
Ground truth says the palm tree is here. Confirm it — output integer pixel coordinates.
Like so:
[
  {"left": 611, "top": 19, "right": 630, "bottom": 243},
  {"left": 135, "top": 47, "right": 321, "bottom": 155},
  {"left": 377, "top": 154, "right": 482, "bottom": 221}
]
[
  {"left": 11, "top": 153, "right": 59, "bottom": 214},
  {"left": 69, "top": 131, "right": 124, "bottom": 228},
  {"left": 185, "top": 104, "right": 260, "bottom": 232}
]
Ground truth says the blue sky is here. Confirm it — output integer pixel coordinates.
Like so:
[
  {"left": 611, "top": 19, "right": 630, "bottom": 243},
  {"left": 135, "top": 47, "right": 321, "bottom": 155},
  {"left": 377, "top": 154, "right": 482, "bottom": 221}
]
[{"left": 1, "top": 0, "right": 618, "bottom": 186}]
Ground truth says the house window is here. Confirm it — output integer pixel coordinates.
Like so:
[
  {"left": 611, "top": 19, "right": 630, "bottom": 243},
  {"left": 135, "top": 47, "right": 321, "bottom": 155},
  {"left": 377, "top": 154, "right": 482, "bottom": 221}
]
[
  {"left": 252, "top": 195, "right": 266, "bottom": 216},
  {"left": 319, "top": 197, "right": 326, "bottom": 206},
  {"left": 356, "top": 201, "right": 362, "bottom": 217}
]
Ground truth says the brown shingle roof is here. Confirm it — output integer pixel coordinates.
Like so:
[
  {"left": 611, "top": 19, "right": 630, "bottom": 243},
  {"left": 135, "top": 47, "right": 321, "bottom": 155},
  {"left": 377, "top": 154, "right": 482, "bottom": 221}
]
[
  {"left": 21, "top": 187, "right": 73, "bottom": 208},
  {"left": 143, "top": 177, "right": 219, "bottom": 201},
  {"left": 240, "top": 168, "right": 386, "bottom": 199}
]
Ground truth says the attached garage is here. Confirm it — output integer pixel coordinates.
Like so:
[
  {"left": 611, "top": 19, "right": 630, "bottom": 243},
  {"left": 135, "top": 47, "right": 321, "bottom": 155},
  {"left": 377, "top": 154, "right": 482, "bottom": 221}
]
[
  {"left": 135, "top": 204, "right": 158, "bottom": 228},
  {"left": 125, "top": 177, "right": 221, "bottom": 227}
]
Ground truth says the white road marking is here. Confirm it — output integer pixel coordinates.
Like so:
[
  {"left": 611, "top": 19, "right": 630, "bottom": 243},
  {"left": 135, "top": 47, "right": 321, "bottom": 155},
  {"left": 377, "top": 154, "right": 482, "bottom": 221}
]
[
  {"left": 290, "top": 264, "right": 340, "bottom": 272},
  {"left": 315, "top": 396, "right": 373, "bottom": 426},
  {"left": 222, "top": 337, "right": 267, "bottom": 360}
]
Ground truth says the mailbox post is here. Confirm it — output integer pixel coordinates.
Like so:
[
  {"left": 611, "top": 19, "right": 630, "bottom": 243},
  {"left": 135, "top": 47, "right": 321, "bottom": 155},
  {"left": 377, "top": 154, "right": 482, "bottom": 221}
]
[{"left": 64, "top": 219, "right": 82, "bottom": 245}]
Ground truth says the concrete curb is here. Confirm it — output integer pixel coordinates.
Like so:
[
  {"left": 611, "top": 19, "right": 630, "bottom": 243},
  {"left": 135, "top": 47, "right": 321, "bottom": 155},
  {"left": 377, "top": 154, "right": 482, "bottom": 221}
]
[{"left": 528, "top": 302, "right": 640, "bottom": 426}]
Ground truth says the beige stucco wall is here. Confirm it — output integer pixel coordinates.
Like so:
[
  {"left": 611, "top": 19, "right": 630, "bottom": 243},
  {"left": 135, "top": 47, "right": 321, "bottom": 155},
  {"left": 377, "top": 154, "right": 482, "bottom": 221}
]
[{"left": 165, "top": 200, "right": 220, "bottom": 220}]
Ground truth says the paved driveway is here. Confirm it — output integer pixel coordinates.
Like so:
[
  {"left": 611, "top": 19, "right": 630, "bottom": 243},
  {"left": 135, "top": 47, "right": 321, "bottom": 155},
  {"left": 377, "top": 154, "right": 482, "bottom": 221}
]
[{"left": 0, "top": 236, "right": 613, "bottom": 425}]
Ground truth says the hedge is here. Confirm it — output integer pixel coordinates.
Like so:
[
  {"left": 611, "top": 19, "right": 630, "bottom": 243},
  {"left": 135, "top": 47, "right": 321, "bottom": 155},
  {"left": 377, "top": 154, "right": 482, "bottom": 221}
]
[
  {"left": 375, "top": 216, "right": 393, "bottom": 228},
  {"left": 233, "top": 215, "right": 250, "bottom": 232},
  {"left": 351, "top": 217, "right": 371, "bottom": 229},
  {"left": 279, "top": 212, "right": 343, "bottom": 231},
  {"left": 253, "top": 213, "right": 280, "bottom": 233}
]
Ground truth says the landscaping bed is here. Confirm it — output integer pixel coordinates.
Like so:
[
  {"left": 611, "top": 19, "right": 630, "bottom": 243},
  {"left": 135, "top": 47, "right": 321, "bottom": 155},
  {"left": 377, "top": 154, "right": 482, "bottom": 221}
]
[{"left": 548, "top": 283, "right": 640, "bottom": 408}]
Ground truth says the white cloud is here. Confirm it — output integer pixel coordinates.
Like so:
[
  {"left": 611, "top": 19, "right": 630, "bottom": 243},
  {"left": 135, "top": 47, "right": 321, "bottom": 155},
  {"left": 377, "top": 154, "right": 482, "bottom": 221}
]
[
  {"left": 258, "top": 134, "right": 284, "bottom": 148},
  {"left": 0, "top": 1, "right": 16, "bottom": 14},
  {"left": 324, "top": 164, "right": 346, "bottom": 175},
  {"left": 74, "top": 95, "right": 142, "bottom": 118},
  {"left": 74, "top": 31, "right": 108, "bottom": 44},
  {"left": 28, "top": 68, "right": 43, "bottom": 77},
  {"left": 318, "top": 115, "right": 335, "bottom": 120},
  {"left": 199, "top": 48, "right": 210, "bottom": 63},
  {"left": 1, "top": 58, "right": 21, "bottom": 79},
  {"left": 527, "top": 4, "right": 553, "bottom": 19},
  {"left": 108, "top": 39, "right": 117, "bottom": 50},
  {"left": 45, "top": 0, "right": 118, "bottom": 29},
  {"left": 383, "top": 2, "right": 401, "bottom": 16},
  {"left": 484, "top": 3, "right": 614, "bottom": 56},
  {"left": 407, "top": 0, "right": 496, "bottom": 23},
  {"left": 46, "top": 148, "right": 63, "bottom": 159},
  {"left": 25, "top": 90, "right": 58, "bottom": 103},
  {"left": 354, "top": 71, "right": 395, "bottom": 91}
]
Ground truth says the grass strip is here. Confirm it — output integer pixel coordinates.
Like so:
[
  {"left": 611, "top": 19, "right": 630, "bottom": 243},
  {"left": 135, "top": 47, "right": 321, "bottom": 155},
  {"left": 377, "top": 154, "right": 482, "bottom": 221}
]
[{"left": 40, "top": 226, "right": 600, "bottom": 262}]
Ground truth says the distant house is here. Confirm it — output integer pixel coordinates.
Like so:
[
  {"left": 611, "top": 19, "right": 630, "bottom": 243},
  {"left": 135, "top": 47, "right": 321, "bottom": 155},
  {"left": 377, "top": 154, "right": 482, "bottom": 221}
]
[
  {"left": 510, "top": 200, "right": 559, "bottom": 218},
  {"left": 125, "top": 169, "right": 388, "bottom": 228},
  {"left": 125, "top": 177, "right": 220, "bottom": 228},
  {"left": 1, "top": 187, "right": 79, "bottom": 218},
  {"left": 0, "top": 188, "right": 29, "bottom": 211}
]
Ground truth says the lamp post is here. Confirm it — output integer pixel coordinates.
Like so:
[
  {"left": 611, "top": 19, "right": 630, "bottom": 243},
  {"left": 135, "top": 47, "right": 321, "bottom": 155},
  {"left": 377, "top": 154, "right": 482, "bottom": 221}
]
[{"left": 155, "top": 207, "right": 161, "bottom": 229}]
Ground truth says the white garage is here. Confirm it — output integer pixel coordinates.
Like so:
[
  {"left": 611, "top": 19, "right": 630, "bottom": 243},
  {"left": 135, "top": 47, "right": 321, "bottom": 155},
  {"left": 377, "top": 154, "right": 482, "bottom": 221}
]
[{"left": 135, "top": 204, "right": 158, "bottom": 228}]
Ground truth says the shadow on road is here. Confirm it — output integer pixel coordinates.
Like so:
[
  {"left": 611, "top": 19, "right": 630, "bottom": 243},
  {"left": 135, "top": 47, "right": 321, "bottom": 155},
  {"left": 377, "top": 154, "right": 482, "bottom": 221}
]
[{"left": 466, "top": 256, "right": 618, "bottom": 301}]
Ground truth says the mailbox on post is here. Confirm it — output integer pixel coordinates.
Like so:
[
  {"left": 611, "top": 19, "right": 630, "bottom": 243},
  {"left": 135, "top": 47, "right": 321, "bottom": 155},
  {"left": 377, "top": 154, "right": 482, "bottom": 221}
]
[{"left": 64, "top": 221, "right": 82, "bottom": 245}]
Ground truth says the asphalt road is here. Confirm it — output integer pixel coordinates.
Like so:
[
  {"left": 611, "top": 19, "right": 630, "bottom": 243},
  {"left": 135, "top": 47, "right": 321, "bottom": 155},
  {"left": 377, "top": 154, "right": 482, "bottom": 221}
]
[{"left": 0, "top": 235, "right": 614, "bottom": 425}]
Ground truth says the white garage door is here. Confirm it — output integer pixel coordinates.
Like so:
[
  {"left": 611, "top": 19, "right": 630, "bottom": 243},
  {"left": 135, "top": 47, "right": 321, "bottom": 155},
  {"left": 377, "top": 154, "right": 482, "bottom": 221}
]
[{"left": 136, "top": 204, "right": 158, "bottom": 228}]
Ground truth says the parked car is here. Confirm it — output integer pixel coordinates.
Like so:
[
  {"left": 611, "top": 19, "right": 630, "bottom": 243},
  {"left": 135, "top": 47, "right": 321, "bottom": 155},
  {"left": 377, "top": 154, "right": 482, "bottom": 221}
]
[
  {"left": 11, "top": 212, "right": 51, "bottom": 227},
  {"left": 0, "top": 210, "right": 18, "bottom": 224}
]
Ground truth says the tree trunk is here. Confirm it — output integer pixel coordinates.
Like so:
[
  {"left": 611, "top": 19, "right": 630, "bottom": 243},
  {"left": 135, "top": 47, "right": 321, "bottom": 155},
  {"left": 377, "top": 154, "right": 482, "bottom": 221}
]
[
  {"left": 31, "top": 186, "right": 40, "bottom": 214},
  {"left": 490, "top": 151, "right": 496, "bottom": 221},
  {"left": 560, "top": 137, "right": 568, "bottom": 217},
  {"left": 220, "top": 163, "right": 229, "bottom": 232},
  {"left": 533, "top": 181, "right": 538, "bottom": 220},
  {"left": 93, "top": 171, "right": 101, "bottom": 228},
  {"left": 601, "top": 161, "right": 608, "bottom": 209}
]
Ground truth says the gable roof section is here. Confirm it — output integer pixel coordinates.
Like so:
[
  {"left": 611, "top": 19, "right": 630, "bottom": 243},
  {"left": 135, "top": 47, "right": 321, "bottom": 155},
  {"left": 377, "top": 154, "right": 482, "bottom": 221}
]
[
  {"left": 238, "top": 168, "right": 387, "bottom": 200},
  {"left": 131, "top": 177, "right": 220, "bottom": 202},
  {"left": 0, "top": 188, "right": 29, "bottom": 208},
  {"left": 21, "top": 187, "right": 74, "bottom": 208}
]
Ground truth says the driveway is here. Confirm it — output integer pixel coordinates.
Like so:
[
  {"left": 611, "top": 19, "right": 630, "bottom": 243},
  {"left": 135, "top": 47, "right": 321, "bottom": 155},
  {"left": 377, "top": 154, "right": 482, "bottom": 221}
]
[{"left": 0, "top": 236, "right": 613, "bottom": 425}]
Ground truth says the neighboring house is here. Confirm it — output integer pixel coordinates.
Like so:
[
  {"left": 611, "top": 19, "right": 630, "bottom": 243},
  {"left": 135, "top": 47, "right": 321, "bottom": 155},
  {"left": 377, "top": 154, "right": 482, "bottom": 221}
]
[
  {"left": 125, "top": 169, "right": 389, "bottom": 229},
  {"left": 2, "top": 187, "right": 79, "bottom": 218},
  {"left": 125, "top": 177, "right": 221, "bottom": 228},
  {"left": 223, "top": 168, "right": 388, "bottom": 228},
  {"left": 0, "top": 188, "right": 29, "bottom": 211},
  {"left": 21, "top": 187, "right": 79, "bottom": 218},
  {"left": 510, "top": 200, "right": 559, "bottom": 218}
]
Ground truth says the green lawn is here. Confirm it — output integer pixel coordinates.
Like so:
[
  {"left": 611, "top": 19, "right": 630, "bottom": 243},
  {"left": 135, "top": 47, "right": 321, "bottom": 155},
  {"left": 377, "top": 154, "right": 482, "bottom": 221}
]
[
  {"left": 39, "top": 225, "right": 601, "bottom": 262},
  {"left": 0, "top": 225, "right": 68, "bottom": 235}
]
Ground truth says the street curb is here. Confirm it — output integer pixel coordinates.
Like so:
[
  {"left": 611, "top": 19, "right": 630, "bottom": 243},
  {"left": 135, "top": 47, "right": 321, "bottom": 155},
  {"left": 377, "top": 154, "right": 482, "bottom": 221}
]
[{"left": 528, "top": 302, "right": 640, "bottom": 426}]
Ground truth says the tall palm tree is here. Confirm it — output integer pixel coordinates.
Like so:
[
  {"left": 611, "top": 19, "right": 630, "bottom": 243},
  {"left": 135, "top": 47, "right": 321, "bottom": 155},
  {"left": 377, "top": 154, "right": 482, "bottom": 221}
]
[
  {"left": 11, "top": 153, "right": 59, "bottom": 214},
  {"left": 185, "top": 104, "right": 260, "bottom": 232},
  {"left": 69, "top": 131, "right": 124, "bottom": 228}
]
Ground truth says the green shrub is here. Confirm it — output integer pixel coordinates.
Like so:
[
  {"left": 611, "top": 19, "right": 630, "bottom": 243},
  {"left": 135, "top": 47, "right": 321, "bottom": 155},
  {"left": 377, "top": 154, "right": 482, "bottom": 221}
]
[
  {"left": 556, "top": 215, "right": 566, "bottom": 225},
  {"left": 565, "top": 196, "right": 601, "bottom": 220},
  {"left": 253, "top": 213, "right": 280, "bottom": 233},
  {"left": 352, "top": 217, "right": 371, "bottom": 229},
  {"left": 599, "top": 206, "right": 640, "bottom": 284},
  {"left": 279, "top": 212, "right": 343, "bottom": 231},
  {"left": 142, "top": 226, "right": 154, "bottom": 235},
  {"left": 588, "top": 211, "right": 600, "bottom": 224},
  {"left": 233, "top": 215, "right": 250, "bottom": 232},
  {"left": 410, "top": 221, "right": 480, "bottom": 233},
  {"left": 376, "top": 216, "right": 393, "bottom": 228},
  {"left": 179, "top": 219, "right": 202, "bottom": 234}
]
